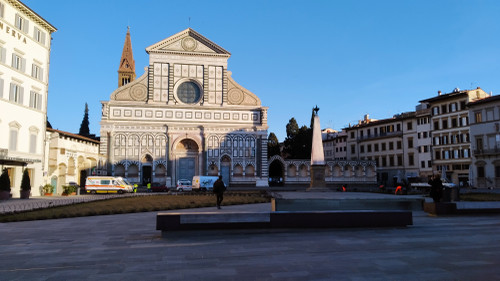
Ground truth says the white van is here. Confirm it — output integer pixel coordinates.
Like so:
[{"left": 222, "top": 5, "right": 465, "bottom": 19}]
[
  {"left": 85, "top": 176, "right": 134, "bottom": 194},
  {"left": 192, "top": 176, "right": 218, "bottom": 191}
]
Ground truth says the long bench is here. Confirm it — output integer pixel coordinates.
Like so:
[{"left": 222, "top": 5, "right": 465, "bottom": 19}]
[{"left": 156, "top": 210, "right": 413, "bottom": 232}]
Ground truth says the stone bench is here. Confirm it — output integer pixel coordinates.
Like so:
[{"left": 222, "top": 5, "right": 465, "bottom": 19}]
[{"left": 156, "top": 210, "right": 413, "bottom": 232}]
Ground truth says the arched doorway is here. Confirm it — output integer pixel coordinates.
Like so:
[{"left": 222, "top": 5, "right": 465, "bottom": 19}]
[
  {"left": 174, "top": 139, "right": 199, "bottom": 183},
  {"left": 268, "top": 160, "right": 284, "bottom": 186},
  {"left": 220, "top": 155, "right": 231, "bottom": 186},
  {"left": 142, "top": 154, "right": 153, "bottom": 185}
]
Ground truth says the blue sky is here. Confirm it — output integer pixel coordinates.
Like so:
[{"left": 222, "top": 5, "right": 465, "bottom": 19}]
[{"left": 24, "top": 0, "right": 500, "bottom": 141}]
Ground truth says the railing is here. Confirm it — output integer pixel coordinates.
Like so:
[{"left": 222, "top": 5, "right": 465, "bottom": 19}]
[{"left": 474, "top": 148, "right": 500, "bottom": 156}]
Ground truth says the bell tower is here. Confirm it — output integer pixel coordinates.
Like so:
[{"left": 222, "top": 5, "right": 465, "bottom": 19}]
[{"left": 118, "top": 27, "right": 136, "bottom": 87}]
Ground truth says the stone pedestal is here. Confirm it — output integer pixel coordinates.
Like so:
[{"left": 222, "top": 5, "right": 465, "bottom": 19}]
[{"left": 307, "top": 164, "right": 330, "bottom": 191}]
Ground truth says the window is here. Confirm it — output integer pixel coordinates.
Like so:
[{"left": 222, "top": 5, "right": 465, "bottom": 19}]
[
  {"left": 451, "top": 118, "right": 457, "bottom": 128},
  {"left": 33, "top": 27, "right": 46, "bottom": 44},
  {"left": 434, "top": 121, "right": 439, "bottom": 130},
  {"left": 381, "top": 143, "right": 386, "bottom": 151},
  {"left": 0, "top": 2, "right": 4, "bottom": 18},
  {"left": 389, "top": 142, "right": 394, "bottom": 150},
  {"left": 0, "top": 45, "right": 6, "bottom": 64},
  {"left": 435, "top": 151, "right": 441, "bottom": 160},
  {"left": 441, "top": 105, "right": 447, "bottom": 114},
  {"left": 449, "top": 103, "right": 457, "bottom": 112},
  {"left": 389, "top": 156, "right": 394, "bottom": 167},
  {"left": 374, "top": 143, "right": 379, "bottom": 152},
  {"left": 421, "top": 161, "right": 425, "bottom": 168},
  {"left": 9, "top": 83, "right": 23, "bottom": 104},
  {"left": 477, "top": 166, "right": 485, "bottom": 178},
  {"left": 397, "top": 155, "right": 402, "bottom": 166},
  {"left": 428, "top": 160, "right": 432, "bottom": 168},
  {"left": 476, "top": 137, "right": 483, "bottom": 151},
  {"left": 408, "top": 138, "right": 413, "bottom": 148},
  {"left": 11, "top": 53, "right": 26, "bottom": 71},
  {"left": 29, "top": 91, "right": 42, "bottom": 110},
  {"left": 475, "top": 112, "right": 482, "bottom": 123},
  {"left": 9, "top": 122, "right": 20, "bottom": 151},
  {"left": 381, "top": 157, "right": 387, "bottom": 167},
  {"left": 432, "top": 107, "right": 439, "bottom": 115},
  {"left": 360, "top": 145, "right": 364, "bottom": 153},
  {"left": 0, "top": 77, "right": 3, "bottom": 98},
  {"left": 417, "top": 133, "right": 421, "bottom": 139},
  {"left": 495, "top": 165, "right": 500, "bottom": 178},
  {"left": 442, "top": 119, "right": 448, "bottom": 129},
  {"left": 176, "top": 81, "right": 201, "bottom": 104},
  {"left": 31, "top": 64, "right": 43, "bottom": 81},
  {"left": 460, "top": 101, "right": 466, "bottom": 110},
  {"left": 350, "top": 145, "right": 355, "bottom": 154},
  {"left": 423, "top": 132, "right": 428, "bottom": 138},
  {"left": 350, "top": 132, "right": 355, "bottom": 139},
  {"left": 397, "top": 141, "right": 402, "bottom": 149},
  {"left": 15, "top": 14, "right": 29, "bottom": 33},
  {"left": 407, "top": 121, "right": 413, "bottom": 130},
  {"left": 29, "top": 133, "right": 37, "bottom": 153},
  {"left": 367, "top": 144, "right": 372, "bottom": 152},
  {"left": 409, "top": 154, "right": 414, "bottom": 166}
]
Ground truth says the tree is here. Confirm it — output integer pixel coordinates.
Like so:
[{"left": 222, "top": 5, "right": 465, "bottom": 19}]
[
  {"left": 20, "top": 169, "right": 31, "bottom": 191},
  {"left": 283, "top": 118, "right": 312, "bottom": 159},
  {"left": 267, "top": 132, "right": 280, "bottom": 158},
  {"left": 79, "top": 103, "right": 90, "bottom": 137},
  {"left": 0, "top": 168, "right": 11, "bottom": 192}
]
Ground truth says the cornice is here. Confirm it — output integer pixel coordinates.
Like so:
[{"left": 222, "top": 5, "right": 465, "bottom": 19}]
[{"left": 7, "top": 0, "right": 57, "bottom": 33}]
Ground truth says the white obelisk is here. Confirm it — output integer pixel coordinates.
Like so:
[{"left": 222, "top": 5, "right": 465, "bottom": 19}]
[{"left": 308, "top": 109, "right": 327, "bottom": 190}]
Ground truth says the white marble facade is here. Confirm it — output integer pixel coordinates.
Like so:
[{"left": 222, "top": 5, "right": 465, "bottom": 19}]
[{"left": 100, "top": 28, "right": 269, "bottom": 187}]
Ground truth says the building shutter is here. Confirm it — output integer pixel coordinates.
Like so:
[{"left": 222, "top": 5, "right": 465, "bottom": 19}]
[
  {"left": 19, "top": 86, "right": 24, "bottom": 104},
  {"left": 29, "top": 91, "right": 34, "bottom": 107},
  {"left": 41, "top": 32, "right": 46, "bottom": 45},
  {"left": 30, "top": 134, "right": 37, "bottom": 153},
  {"left": 15, "top": 14, "right": 20, "bottom": 29},
  {"left": 37, "top": 94, "right": 42, "bottom": 110},
  {"left": 21, "top": 58, "right": 26, "bottom": 72},
  {"left": 40, "top": 67, "right": 44, "bottom": 81},
  {"left": 0, "top": 78, "right": 3, "bottom": 99},
  {"left": 22, "top": 18, "right": 29, "bottom": 33},
  {"left": 0, "top": 47, "right": 5, "bottom": 63},
  {"left": 9, "top": 83, "right": 15, "bottom": 101}
]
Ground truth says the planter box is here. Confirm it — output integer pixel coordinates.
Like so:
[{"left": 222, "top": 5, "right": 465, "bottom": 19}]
[
  {"left": 44, "top": 193, "right": 53, "bottom": 196},
  {"left": 0, "top": 190, "right": 11, "bottom": 200},
  {"left": 20, "top": 190, "right": 31, "bottom": 199}
]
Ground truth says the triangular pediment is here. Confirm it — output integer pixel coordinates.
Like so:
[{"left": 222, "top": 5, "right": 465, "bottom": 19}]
[{"left": 146, "top": 28, "right": 231, "bottom": 57}]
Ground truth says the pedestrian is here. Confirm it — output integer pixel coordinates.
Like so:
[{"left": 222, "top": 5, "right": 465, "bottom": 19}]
[
  {"left": 213, "top": 175, "right": 226, "bottom": 209},
  {"left": 429, "top": 175, "right": 443, "bottom": 203}
]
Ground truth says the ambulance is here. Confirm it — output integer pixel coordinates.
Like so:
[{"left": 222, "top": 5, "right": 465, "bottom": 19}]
[{"left": 85, "top": 176, "right": 134, "bottom": 194}]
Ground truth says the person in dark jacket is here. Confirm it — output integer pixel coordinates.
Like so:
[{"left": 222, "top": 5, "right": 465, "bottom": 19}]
[
  {"left": 429, "top": 175, "right": 443, "bottom": 203},
  {"left": 213, "top": 175, "right": 226, "bottom": 209}
]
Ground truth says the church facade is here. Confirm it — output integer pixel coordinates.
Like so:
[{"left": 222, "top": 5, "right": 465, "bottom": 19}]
[{"left": 100, "top": 28, "right": 269, "bottom": 187}]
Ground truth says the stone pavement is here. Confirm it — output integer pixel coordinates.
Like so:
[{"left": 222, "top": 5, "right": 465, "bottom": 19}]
[{"left": 1, "top": 199, "right": 500, "bottom": 280}]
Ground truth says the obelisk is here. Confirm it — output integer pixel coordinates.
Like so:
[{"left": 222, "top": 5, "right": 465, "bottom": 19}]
[{"left": 308, "top": 106, "right": 328, "bottom": 191}]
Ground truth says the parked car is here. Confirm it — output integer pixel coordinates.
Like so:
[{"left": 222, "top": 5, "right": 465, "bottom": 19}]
[
  {"left": 151, "top": 182, "right": 169, "bottom": 192},
  {"left": 176, "top": 179, "right": 192, "bottom": 192}
]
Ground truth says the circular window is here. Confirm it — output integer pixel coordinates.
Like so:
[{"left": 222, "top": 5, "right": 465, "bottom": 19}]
[{"left": 177, "top": 81, "right": 201, "bottom": 104}]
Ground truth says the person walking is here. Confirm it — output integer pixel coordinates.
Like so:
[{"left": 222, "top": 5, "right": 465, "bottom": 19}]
[{"left": 213, "top": 175, "right": 226, "bottom": 209}]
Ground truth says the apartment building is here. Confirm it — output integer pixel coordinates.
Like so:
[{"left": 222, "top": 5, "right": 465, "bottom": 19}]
[
  {"left": 345, "top": 113, "right": 422, "bottom": 187},
  {"left": 322, "top": 128, "right": 347, "bottom": 161},
  {"left": 0, "top": 0, "right": 56, "bottom": 197},
  {"left": 468, "top": 95, "right": 500, "bottom": 188},
  {"left": 419, "top": 88, "right": 490, "bottom": 187},
  {"left": 415, "top": 104, "right": 433, "bottom": 178}
]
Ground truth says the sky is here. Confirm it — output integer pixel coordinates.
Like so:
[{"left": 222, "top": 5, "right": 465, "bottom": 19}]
[{"left": 23, "top": 0, "right": 500, "bottom": 141}]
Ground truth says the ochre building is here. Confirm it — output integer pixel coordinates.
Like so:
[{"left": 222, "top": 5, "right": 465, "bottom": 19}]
[{"left": 100, "top": 28, "right": 269, "bottom": 187}]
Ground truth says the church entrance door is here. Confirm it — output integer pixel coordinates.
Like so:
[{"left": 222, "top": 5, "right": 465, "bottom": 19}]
[
  {"left": 178, "top": 157, "right": 195, "bottom": 181},
  {"left": 142, "top": 166, "right": 152, "bottom": 185}
]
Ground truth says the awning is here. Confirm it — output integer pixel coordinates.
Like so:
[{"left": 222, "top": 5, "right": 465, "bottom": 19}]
[{"left": 0, "top": 149, "right": 41, "bottom": 166}]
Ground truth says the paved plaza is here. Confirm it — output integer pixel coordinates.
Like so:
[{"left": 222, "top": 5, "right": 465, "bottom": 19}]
[{"left": 1, "top": 194, "right": 500, "bottom": 280}]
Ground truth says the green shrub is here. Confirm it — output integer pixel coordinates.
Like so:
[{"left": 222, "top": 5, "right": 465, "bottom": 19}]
[
  {"left": 0, "top": 168, "right": 11, "bottom": 192},
  {"left": 62, "top": 185, "right": 77, "bottom": 194},
  {"left": 42, "top": 184, "right": 54, "bottom": 194},
  {"left": 20, "top": 169, "right": 31, "bottom": 191}
]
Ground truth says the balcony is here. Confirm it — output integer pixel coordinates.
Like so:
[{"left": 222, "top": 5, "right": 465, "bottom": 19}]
[
  {"left": 357, "top": 131, "right": 403, "bottom": 141},
  {"left": 474, "top": 148, "right": 500, "bottom": 157}
]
